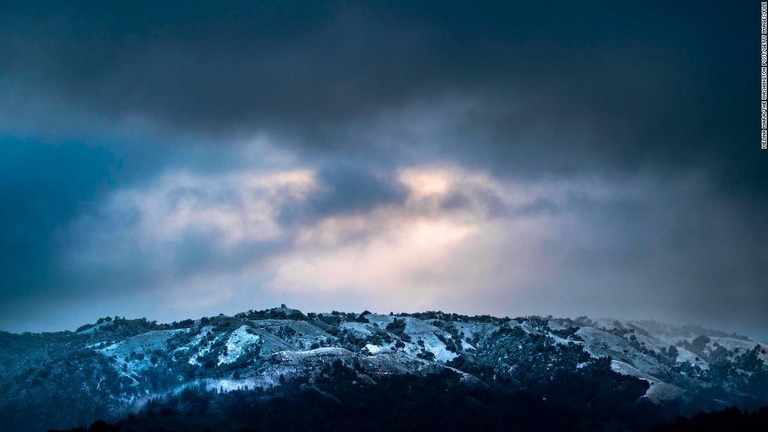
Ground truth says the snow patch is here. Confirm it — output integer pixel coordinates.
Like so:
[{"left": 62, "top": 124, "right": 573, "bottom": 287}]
[
  {"left": 365, "top": 344, "right": 383, "bottom": 354},
  {"left": 340, "top": 322, "right": 373, "bottom": 336},
  {"left": 218, "top": 325, "right": 260, "bottom": 365}
]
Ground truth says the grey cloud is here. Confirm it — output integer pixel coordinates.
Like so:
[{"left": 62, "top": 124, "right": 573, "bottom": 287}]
[
  {"left": 279, "top": 164, "right": 407, "bottom": 225},
  {"left": 0, "top": 1, "right": 765, "bottom": 337},
  {"left": 2, "top": 1, "right": 763, "bottom": 201},
  {"left": 458, "top": 176, "right": 768, "bottom": 337},
  {"left": 0, "top": 138, "right": 117, "bottom": 301}
]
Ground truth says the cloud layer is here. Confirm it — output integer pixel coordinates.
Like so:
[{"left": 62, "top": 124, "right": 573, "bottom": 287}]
[{"left": 0, "top": 1, "right": 765, "bottom": 337}]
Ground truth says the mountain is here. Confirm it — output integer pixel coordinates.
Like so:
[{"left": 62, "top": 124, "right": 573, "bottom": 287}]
[{"left": 1, "top": 306, "right": 767, "bottom": 431}]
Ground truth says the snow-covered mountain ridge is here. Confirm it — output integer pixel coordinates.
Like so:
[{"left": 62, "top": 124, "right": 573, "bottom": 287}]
[{"left": 1, "top": 306, "right": 767, "bottom": 431}]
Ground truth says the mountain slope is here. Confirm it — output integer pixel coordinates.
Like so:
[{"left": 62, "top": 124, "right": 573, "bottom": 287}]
[{"left": 1, "top": 307, "right": 767, "bottom": 431}]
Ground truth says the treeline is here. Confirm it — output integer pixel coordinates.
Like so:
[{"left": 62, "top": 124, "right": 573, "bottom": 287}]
[
  {"left": 653, "top": 406, "right": 768, "bottom": 431},
  {"left": 47, "top": 361, "right": 668, "bottom": 432},
  {"left": 50, "top": 403, "right": 768, "bottom": 432}
]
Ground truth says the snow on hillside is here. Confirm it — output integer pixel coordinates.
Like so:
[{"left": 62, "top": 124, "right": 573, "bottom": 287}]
[
  {"left": 340, "top": 321, "right": 374, "bottom": 336},
  {"left": 77, "top": 320, "right": 115, "bottom": 335},
  {"left": 365, "top": 313, "right": 396, "bottom": 328},
  {"left": 218, "top": 325, "right": 260, "bottom": 365},
  {"left": 5, "top": 308, "right": 768, "bottom": 432},
  {"left": 399, "top": 317, "right": 458, "bottom": 362},
  {"left": 102, "top": 329, "right": 187, "bottom": 362},
  {"left": 8, "top": 307, "right": 767, "bottom": 428}
]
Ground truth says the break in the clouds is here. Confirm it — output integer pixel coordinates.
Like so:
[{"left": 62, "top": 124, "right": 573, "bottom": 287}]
[{"left": 0, "top": 1, "right": 765, "bottom": 337}]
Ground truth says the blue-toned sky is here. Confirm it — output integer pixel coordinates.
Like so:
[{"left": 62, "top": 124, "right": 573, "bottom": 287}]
[{"left": 1, "top": 1, "right": 766, "bottom": 337}]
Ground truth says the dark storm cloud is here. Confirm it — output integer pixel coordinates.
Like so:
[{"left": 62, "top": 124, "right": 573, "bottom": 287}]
[
  {"left": 2, "top": 0, "right": 762, "bottom": 192},
  {"left": 556, "top": 177, "right": 768, "bottom": 334},
  {"left": 1, "top": 0, "right": 443, "bottom": 134},
  {"left": 0, "top": 138, "right": 116, "bottom": 300},
  {"left": 279, "top": 165, "right": 407, "bottom": 225},
  {"left": 0, "top": 1, "right": 765, "bottom": 334}
]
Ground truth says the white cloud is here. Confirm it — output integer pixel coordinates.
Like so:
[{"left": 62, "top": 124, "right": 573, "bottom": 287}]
[
  {"left": 266, "top": 165, "right": 581, "bottom": 312},
  {"left": 101, "top": 168, "right": 315, "bottom": 249},
  {"left": 60, "top": 161, "right": 677, "bottom": 323}
]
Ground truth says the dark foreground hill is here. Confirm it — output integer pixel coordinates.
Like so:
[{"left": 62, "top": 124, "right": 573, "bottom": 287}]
[{"left": 2, "top": 306, "right": 767, "bottom": 431}]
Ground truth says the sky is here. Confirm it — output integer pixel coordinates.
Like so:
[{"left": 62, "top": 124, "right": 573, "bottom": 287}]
[{"left": 0, "top": 1, "right": 766, "bottom": 338}]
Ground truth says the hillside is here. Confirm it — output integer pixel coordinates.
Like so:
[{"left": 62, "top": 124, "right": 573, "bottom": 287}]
[{"left": 1, "top": 306, "right": 767, "bottom": 431}]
